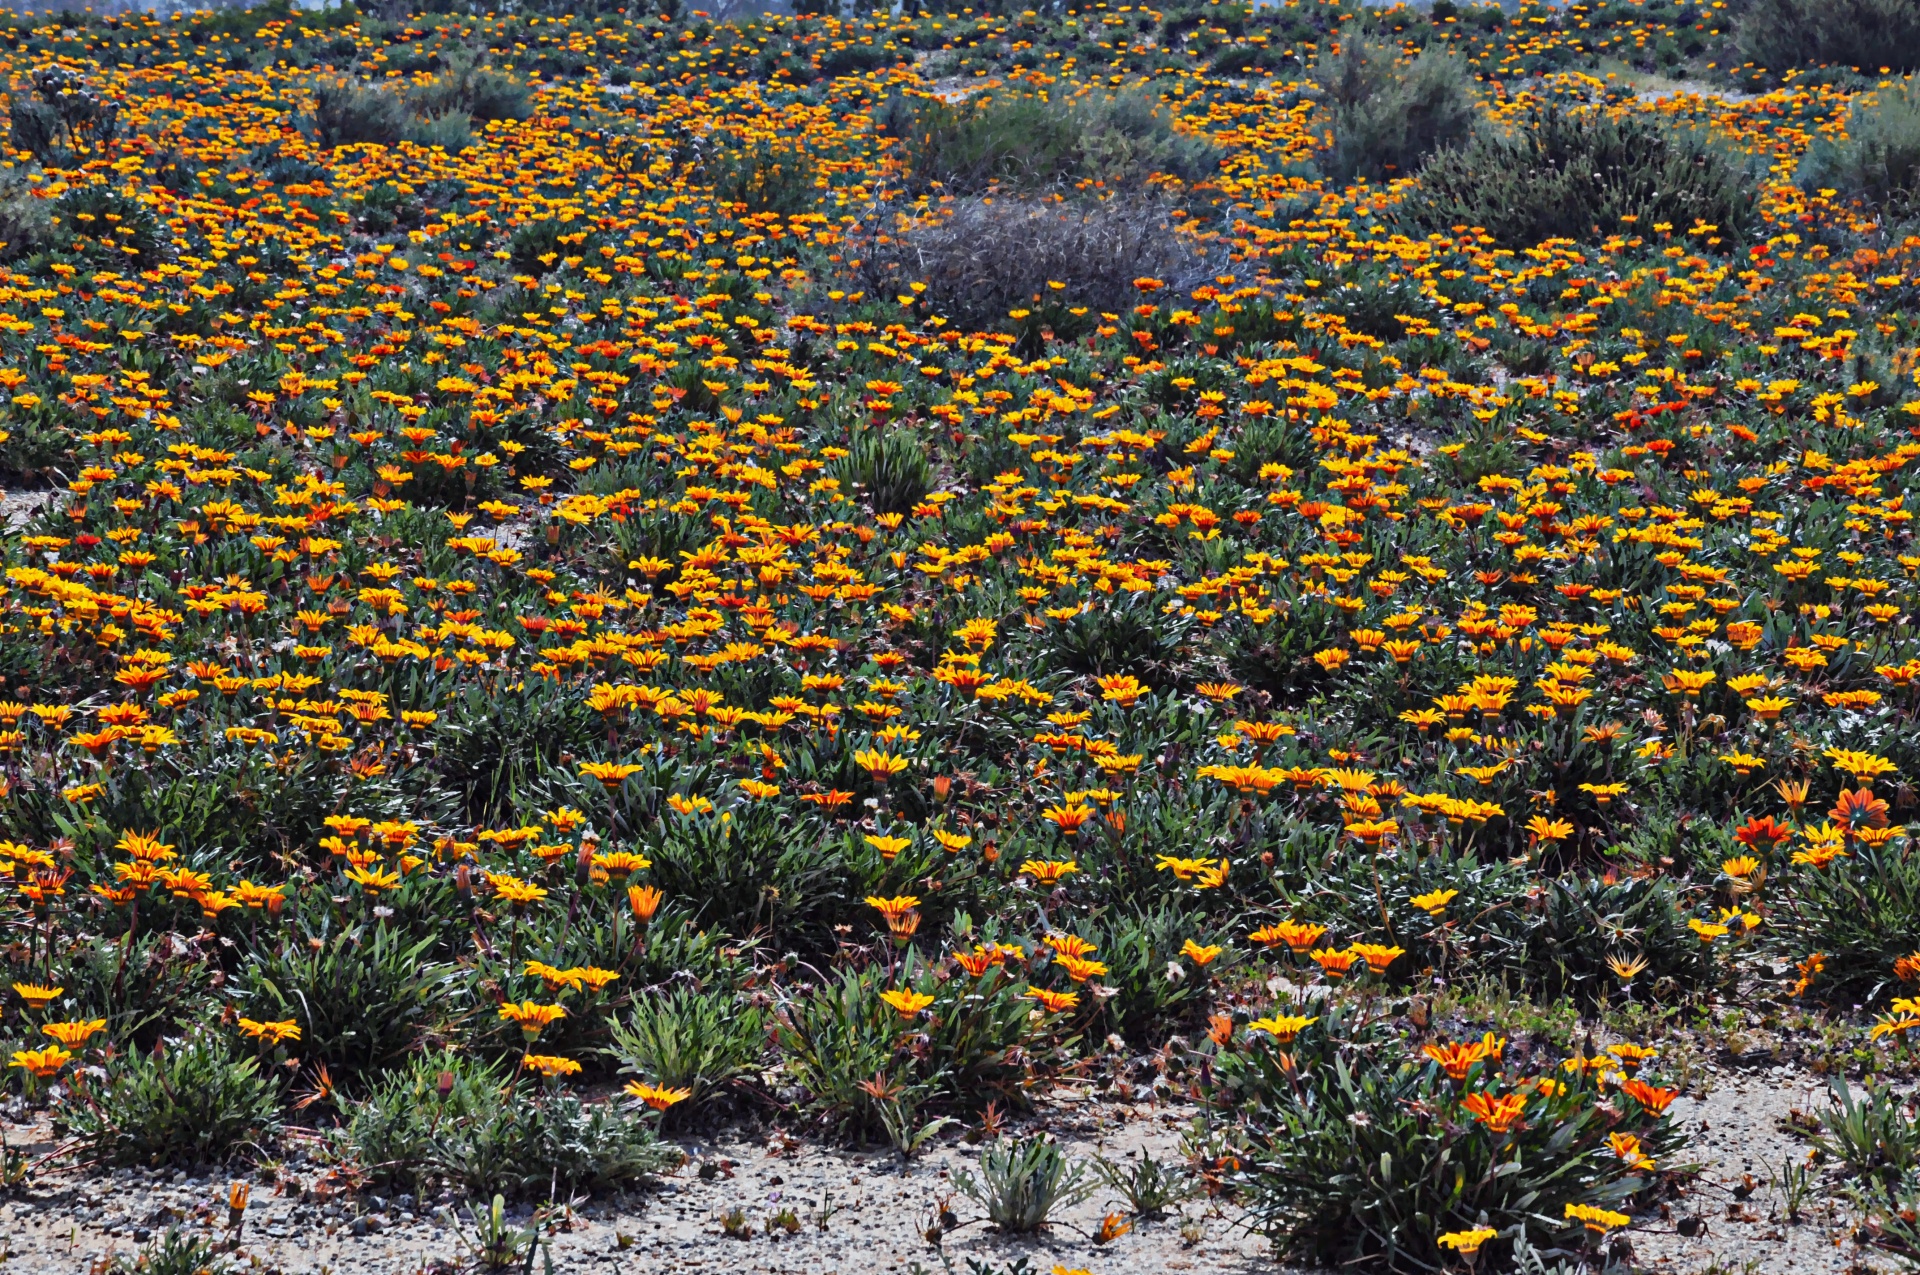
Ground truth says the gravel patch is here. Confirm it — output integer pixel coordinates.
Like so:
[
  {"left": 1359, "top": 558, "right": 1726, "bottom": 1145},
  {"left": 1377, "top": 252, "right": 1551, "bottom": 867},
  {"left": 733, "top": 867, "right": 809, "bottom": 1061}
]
[
  {"left": 0, "top": 490, "right": 49, "bottom": 528},
  {"left": 0, "top": 1099, "right": 1278, "bottom": 1275},
  {"left": 0, "top": 1075, "right": 1904, "bottom": 1274}
]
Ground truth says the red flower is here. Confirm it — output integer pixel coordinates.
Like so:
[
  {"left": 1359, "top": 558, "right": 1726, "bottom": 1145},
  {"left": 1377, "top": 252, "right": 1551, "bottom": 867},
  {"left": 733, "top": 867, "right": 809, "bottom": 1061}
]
[{"left": 1733, "top": 815, "right": 1793, "bottom": 851}]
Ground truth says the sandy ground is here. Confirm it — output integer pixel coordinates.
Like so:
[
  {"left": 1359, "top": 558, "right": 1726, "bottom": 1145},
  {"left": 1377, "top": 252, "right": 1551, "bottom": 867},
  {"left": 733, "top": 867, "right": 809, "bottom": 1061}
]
[
  {"left": 0, "top": 1066, "right": 1903, "bottom": 1275},
  {"left": 3, "top": 1097, "right": 1274, "bottom": 1275}
]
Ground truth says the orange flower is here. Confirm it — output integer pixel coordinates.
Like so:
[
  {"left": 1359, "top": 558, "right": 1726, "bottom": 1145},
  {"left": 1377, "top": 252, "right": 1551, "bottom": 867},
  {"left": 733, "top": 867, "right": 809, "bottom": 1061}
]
[
  {"left": 1619, "top": 1078, "right": 1677, "bottom": 1114},
  {"left": 1423, "top": 1038, "right": 1492, "bottom": 1082},
  {"left": 1309, "top": 948, "right": 1357, "bottom": 979},
  {"left": 628, "top": 884, "right": 664, "bottom": 923},
  {"left": 1026, "top": 987, "right": 1080, "bottom": 1013},
  {"left": 1459, "top": 1090, "right": 1527, "bottom": 1133},
  {"left": 40, "top": 1019, "right": 105, "bottom": 1048},
  {"left": 625, "top": 1080, "right": 693, "bottom": 1111}
]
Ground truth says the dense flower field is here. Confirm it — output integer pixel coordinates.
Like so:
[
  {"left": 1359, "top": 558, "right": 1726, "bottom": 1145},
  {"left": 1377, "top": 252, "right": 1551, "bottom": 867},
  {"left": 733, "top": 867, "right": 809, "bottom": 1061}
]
[{"left": 2, "top": 0, "right": 1919, "bottom": 1269}]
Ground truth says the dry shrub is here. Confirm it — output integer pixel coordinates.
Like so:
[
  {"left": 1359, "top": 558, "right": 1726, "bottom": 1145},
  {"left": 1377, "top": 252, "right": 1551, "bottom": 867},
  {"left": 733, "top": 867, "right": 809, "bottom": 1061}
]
[{"left": 849, "top": 195, "right": 1209, "bottom": 332}]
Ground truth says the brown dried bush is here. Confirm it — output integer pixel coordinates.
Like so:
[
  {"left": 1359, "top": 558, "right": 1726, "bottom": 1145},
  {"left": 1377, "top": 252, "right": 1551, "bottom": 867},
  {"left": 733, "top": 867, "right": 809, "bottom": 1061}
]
[{"left": 846, "top": 194, "right": 1210, "bottom": 332}]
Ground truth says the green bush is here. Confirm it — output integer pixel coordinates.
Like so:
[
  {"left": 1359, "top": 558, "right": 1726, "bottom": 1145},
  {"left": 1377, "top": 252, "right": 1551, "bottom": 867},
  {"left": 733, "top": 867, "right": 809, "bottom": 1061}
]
[
  {"left": 341, "top": 1048, "right": 502, "bottom": 1188},
  {"left": 1400, "top": 104, "right": 1759, "bottom": 247},
  {"left": 430, "top": 1088, "right": 680, "bottom": 1198},
  {"left": 877, "top": 86, "right": 1218, "bottom": 194},
  {"left": 1310, "top": 39, "right": 1477, "bottom": 185},
  {"left": 1735, "top": 0, "right": 1920, "bottom": 76},
  {"left": 52, "top": 182, "right": 164, "bottom": 268},
  {"left": 954, "top": 1134, "right": 1096, "bottom": 1232},
  {"left": 240, "top": 918, "right": 465, "bottom": 1081},
  {"left": 0, "top": 181, "right": 52, "bottom": 262},
  {"left": 104, "top": 1228, "right": 233, "bottom": 1275},
  {"left": 65, "top": 1032, "right": 281, "bottom": 1167},
  {"left": 1781, "top": 839, "right": 1920, "bottom": 1003},
  {"left": 309, "top": 75, "right": 493, "bottom": 151},
  {"left": 1213, "top": 1006, "right": 1685, "bottom": 1273},
  {"left": 607, "top": 986, "right": 766, "bottom": 1113},
  {"left": 408, "top": 59, "right": 533, "bottom": 123},
  {"left": 1799, "top": 76, "right": 1920, "bottom": 212},
  {"left": 834, "top": 426, "right": 934, "bottom": 517},
  {"left": 344, "top": 1048, "right": 678, "bottom": 1196},
  {"left": 701, "top": 136, "right": 819, "bottom": 215},
  {"left": 309, "top": 79, "right": 413, "bottom": 148},
  {"left": 773, "top": 967, "right": 906, "bottom": 1135}
]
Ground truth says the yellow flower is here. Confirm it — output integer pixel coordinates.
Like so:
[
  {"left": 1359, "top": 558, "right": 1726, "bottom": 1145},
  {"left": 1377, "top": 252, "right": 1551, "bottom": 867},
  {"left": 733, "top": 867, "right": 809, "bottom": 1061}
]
[
  {"left": 498, "top": 1001, "right": 567, "bottom": 1041},
  {"left": 1246, "top": 1014, "right": 1316, "bottom": 1044},
  {"left": 1564, "top": 1203, "right": 1631, "bottom": 1233},
  {"left": 879, "top": 988, "right": 934, "bottom": 1018},
  {"left": 9, "top": 1046, "right": 70, "bottom": 1078},
  {"left": 522, "top": 1054, "right": 582, "bottom": 1078},
  {"left": 1438, "top": 1227, "right": 1497, "bottom": 1255},
  {"left": 1019, "top": 859, "right": 1079, "bottom": 886},
  {"left": 1411, "top": 888, "right": 1458, "bottom": 915},
  {"left": 12, "top": 984, "right": 61, "bottom": 1011},
  {"left": 237, "top": 1018, "right": 301, "bottom": 1046}
]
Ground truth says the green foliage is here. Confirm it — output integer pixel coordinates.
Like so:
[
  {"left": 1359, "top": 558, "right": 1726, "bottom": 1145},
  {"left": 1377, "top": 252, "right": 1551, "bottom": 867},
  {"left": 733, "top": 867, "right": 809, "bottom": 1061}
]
[
  {"left": 645, "top": 804, "right": 850, "bottom": 947},
  {"left": 1213, "top": 1007, "right": 1681, "bottom": 1273},
  {"left": 239, "top": 918, "right": 465, "bottom": 1081},
  {"left": 953, "top": 1133, "right": 1096, "bottom": 1232},
  {"left": 103, "top": 1228, "right": 233, "bottom": 1275},
  {"left": 342, "top": 1046, "right": 675, "bottom": 1196},
  {"left": 1039, "top": 587, "right": 1193, "bottom": 683},
  {"left": 773, "top": 967, "right": 905, "bottom": 1134},
  {"left": 1810, "top": 1077, "right": 1920, "bottom": 1198},
  {"left": 1735, "top": 0, "right": 1920, "bottom": 76},
  {"left": 834, "top": 426, "right": 934, "bottom": 517},
  {"left": 1083, "top": 902, "right": 1214, "bottom": 1042},
  {"left": 1401, "top": 104, "right": 1758, "bottom": 247},
  {"left": 52, "top": 182, "right": 164, "bottom": 268},
  {"left": 607, "top": 986, "right": 766, "bottom": 1111},
  {"left": 702, "top": 136, "right": 820, "bottom": 215},
  {"left": 1799, "top": 76, "right": 1920, "bottom": 213},
  {"left": 309, "top": 75, "right": 489, "bottom": 150},
  {"left": 407, "top": 59, "right": 533, "bottom": 123},
  {"left": 1781, "top": 841, "right": 1920, "bottom": 1003},
  {"left": 459, "top": 1194, "right": 549, "bottom": 1273},
  {"left": 65, "top": 1032, "right": 281, "bottom": 1168},
  {"left": 340, "top": 1048, "right": 504, "bottom": 1188},
  {"left": 0, "top": 181, "right": 52, "bottom": 262},
  {"left": 308, "top": 79, "right": 414, "bottom": 148},
  {"left": 1093, "top": 1149, "right": 1195, "bottom": 1217},
  {"left": 430, "top": 1087, "right": 680, "bottom": 1198},
  {"left": 876, "top": 86, "right": 1218, "bottom": 194},
  {"left": 1310, "top": 39, "right": 1477, "bottom": 185},
  {"left": 1519, "top": 872, "right": 1718, "bottom": 1004}
]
